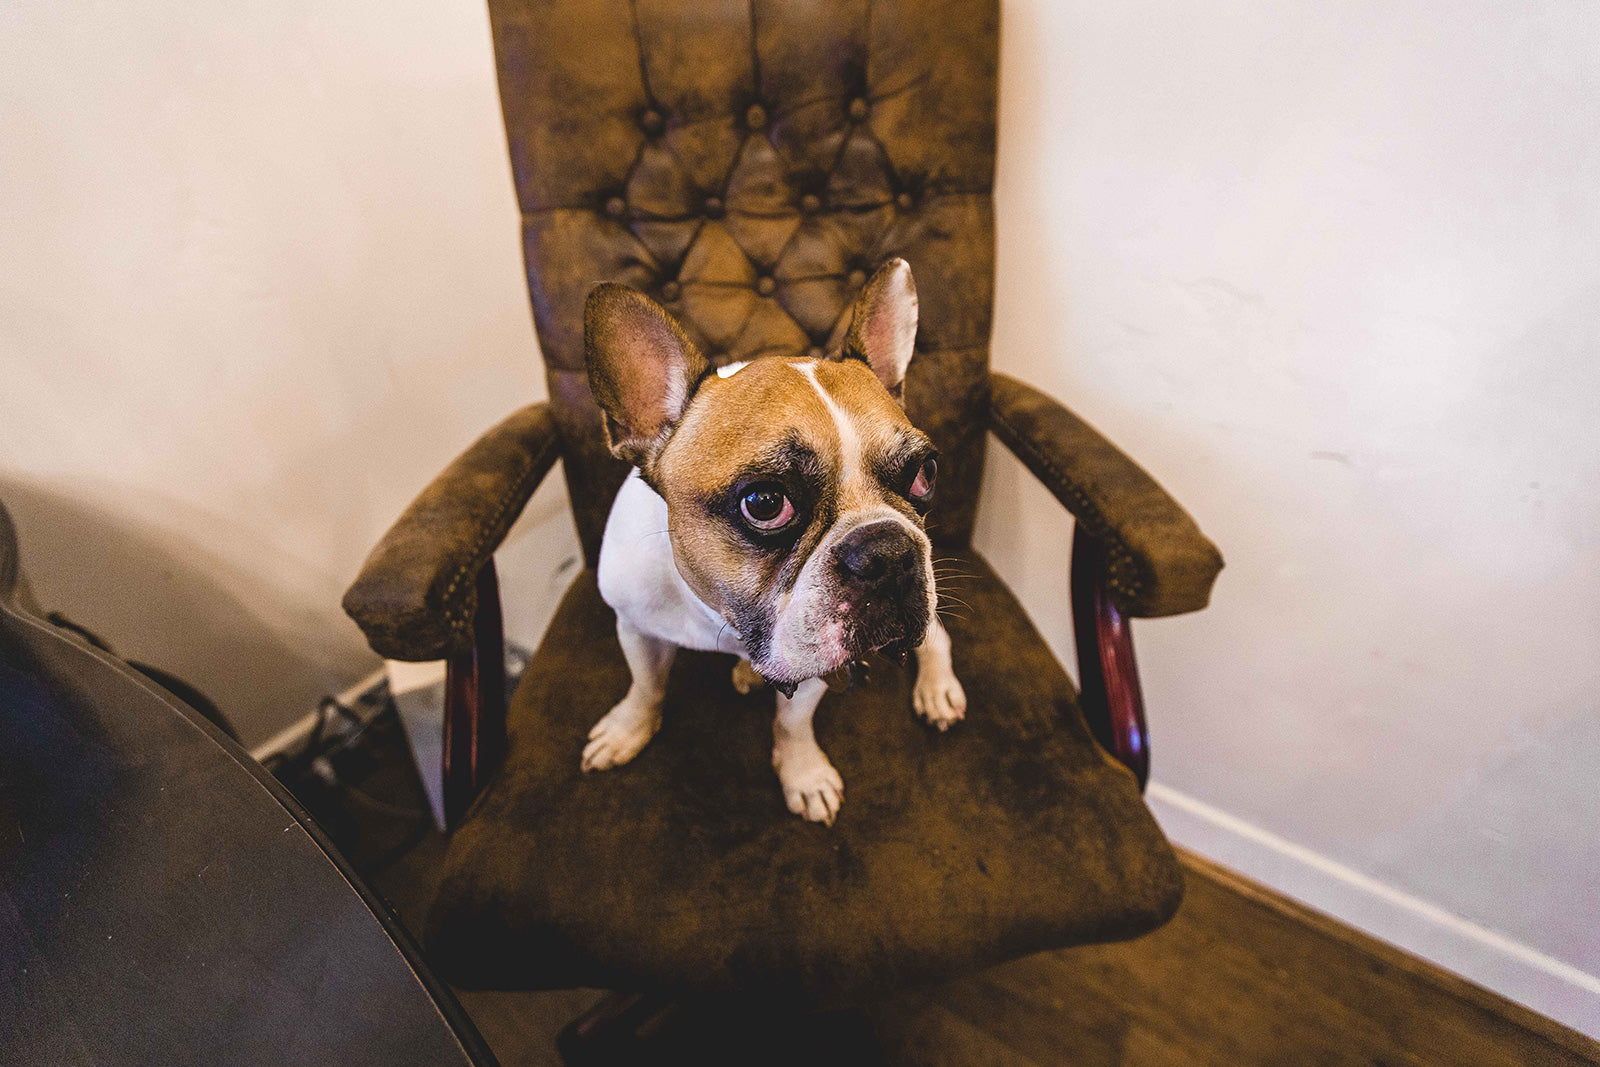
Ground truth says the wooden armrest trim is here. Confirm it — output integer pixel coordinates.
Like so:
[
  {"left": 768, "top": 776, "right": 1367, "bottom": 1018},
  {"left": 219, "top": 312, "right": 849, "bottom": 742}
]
[
  {"left": 1071, "top": 529, "right": 1150, "bottom": 789},
  {"left": 443, "top": 559, "right": 507, "bottom": 830}
]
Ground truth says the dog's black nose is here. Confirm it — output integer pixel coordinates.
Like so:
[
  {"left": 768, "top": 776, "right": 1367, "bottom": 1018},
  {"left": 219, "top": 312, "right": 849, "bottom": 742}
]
[{"left": 834, "top": 520, "right": 920, "bottom": 591}]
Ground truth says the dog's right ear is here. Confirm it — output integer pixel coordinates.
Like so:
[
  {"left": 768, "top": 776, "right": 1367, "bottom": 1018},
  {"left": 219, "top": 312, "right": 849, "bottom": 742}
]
[{"left": 584, "top": 283, "right": 711, "bottom": 467}]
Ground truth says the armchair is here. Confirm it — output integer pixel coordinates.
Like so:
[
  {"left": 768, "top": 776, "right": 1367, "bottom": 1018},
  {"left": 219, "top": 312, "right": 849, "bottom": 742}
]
[{"left": 343, "top": 0, "right": 1221, "bottom": 1042}]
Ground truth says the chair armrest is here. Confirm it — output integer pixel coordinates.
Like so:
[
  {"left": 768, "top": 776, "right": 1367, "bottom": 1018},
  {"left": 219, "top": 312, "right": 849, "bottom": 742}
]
[
  {"left": 988, "top": 372, "right": 1222, "bottom": 617},
  {"left": 342, "top": 402, "right": 561, "bottom": 660}
]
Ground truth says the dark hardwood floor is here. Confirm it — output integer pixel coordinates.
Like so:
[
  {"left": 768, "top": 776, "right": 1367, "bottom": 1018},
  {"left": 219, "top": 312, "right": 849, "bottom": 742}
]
[
  {"left": 287, "top": 708, "right": 1596, "bottom": 1066},
  {"left": 874, "top": 849, "right": 1597, "bottom": 1066},
  {"left": 370, "top": 830, "right": 1597, "bottom": 1066}
]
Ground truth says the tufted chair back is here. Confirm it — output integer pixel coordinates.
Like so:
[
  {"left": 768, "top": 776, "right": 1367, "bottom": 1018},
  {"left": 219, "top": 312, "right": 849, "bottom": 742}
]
[{"left": 489, "top": 0, "right": 999, "bottom": 563}]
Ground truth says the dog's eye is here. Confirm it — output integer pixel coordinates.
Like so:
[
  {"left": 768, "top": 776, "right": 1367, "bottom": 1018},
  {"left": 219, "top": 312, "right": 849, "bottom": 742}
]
[
  {"left": 739, "top": 484, "right": 796, "bottom": 531},
  {"left": 908, "top": 457, "right": 936, "bottom": 504}
]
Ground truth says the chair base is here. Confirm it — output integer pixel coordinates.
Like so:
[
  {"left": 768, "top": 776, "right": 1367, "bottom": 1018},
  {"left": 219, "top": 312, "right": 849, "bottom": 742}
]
[{"left": 555, "top": 991, "right": 886, "bottom": 1066}]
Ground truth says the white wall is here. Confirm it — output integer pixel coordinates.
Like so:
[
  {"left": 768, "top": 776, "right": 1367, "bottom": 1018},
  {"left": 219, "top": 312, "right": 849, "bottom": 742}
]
[
  {"left": 978, "top": 0, "right": 1600, "bottom": 1036},
  {"left": 0, "top": 0, "right": 581, "bottom": 743},
  {"left": 3, "top": 0, "right": 1596, "bottom": 1037}
]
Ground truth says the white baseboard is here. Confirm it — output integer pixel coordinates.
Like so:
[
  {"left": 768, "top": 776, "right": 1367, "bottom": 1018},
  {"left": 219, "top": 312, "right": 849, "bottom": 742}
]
[{"left": 1145, "top": 782, "right": 1600, "bottom": 1041}]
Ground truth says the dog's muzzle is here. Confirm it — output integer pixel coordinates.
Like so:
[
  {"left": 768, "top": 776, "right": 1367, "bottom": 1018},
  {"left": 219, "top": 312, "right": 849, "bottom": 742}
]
[{"left": 831, "top": 519, "right": 930, "bottom": 657}]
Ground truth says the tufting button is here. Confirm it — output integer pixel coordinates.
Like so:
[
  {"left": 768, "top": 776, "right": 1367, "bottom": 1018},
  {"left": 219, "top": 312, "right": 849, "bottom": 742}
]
[
  {"left": 745, "top": 103, "right": 767, "bottom": 130},
  {"left": 639, "top": 108, "right": 664, "bottom": 135},
  {"left": 847, "top": 97, "right": 870, "bottom": 121},
  {"left": 799, "top": 193, "right": 822, "bottom": 214},
  {"left": 847, "top": 268, "right": 867, "bottom": 288},
  {"left": 896, "top": 192, "right": 916, "bottom": 211},
  {"left": 805, "top": 345, "right": 825, "bottom": 361},
  {"left": 604, "top": 196, "right": 626, "bottom": 218},
  {"left": 659, "top": 279, "right": 681, "bottom": 301},
  {"left": 703, "top": 195, "right": 724, "bottom": 218},
  {"left": 756, "top": 275, "right": 776, "bottom": 296}
]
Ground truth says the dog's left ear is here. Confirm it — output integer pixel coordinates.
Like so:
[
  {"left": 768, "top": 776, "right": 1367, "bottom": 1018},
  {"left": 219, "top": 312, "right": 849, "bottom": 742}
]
[
  {"left": 841, "top": 257, "right": 918, "bottom": 400},
  {"left": 584, "top": 283, "right": 711, "bottom": 468}
]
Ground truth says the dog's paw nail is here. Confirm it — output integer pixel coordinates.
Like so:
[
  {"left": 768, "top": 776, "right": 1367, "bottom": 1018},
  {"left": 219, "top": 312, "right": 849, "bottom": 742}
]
[{"left": 800, "top": 788, "right": 841, "bottom": 825}]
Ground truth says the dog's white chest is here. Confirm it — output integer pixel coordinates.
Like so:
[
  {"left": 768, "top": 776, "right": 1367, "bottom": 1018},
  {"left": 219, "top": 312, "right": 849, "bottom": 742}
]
[{"left": 596, "top": 470, "right": 745, "bottom": 655}]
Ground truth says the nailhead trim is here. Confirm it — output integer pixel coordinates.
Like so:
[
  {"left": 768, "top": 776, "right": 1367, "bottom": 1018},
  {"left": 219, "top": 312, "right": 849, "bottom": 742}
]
[
  {"left": 354, "top": 407, "right": 562, "bottom": 658},
  {"left": 987, "top": 394, "right": 1150, "bottom": 611},
  {"left": 436, "top": 427, "right": 563, "bottom": 645}
]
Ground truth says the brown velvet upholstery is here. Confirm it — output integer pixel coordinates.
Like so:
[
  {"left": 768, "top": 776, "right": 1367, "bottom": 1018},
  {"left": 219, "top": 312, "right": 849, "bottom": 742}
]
[
  {"left": 341, "top": 0, "right": 1224, "bottom": 1001},
  {"left": 344, "top": 403, "right": 560, "bottom": 661},
  {"left": 426, "top": 551, "right": 1182, "bottom": 997},
  {"left": 989, "top": 373, "right": 1223, "bottom": 618},
  {"left": 491, "top": 0, "right": 998, "bottom": 563}
]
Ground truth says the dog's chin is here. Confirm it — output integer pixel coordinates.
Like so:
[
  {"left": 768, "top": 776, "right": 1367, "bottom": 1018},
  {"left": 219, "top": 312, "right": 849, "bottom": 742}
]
[
  {"left": 754, "top": 652, "right": 848, "bottom": 699},
  {"left": 756, "top": 610, "right": 929, "bottom": 699},
  {"left": 849, "top": 599, "right": 929, "bottom": 662}
]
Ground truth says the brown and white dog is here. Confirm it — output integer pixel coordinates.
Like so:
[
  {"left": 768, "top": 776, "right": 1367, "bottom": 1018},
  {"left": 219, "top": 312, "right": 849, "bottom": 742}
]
[{"left": 583, "top": 258, "right": 966, "bottom": 825}]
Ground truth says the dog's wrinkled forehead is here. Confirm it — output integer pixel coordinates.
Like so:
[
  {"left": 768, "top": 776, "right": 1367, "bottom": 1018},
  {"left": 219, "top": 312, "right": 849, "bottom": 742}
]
[{"left": 658, "top": 357, "right": 913, "bottom": 497}]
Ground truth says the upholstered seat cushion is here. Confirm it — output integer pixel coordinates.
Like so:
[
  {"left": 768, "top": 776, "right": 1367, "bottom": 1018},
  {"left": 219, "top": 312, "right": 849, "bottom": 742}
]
[{"left": 425, "top": 550, "right": 1183, "bottom": 998}]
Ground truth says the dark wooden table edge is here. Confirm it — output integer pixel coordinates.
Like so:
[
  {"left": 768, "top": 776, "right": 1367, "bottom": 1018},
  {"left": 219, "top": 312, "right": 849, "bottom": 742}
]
[
  {"left": 1, "top": 598, "right": 501, "bottom": 1067},
  {"left": 1175, "top": 846, "right": 1600, "bottom": 1061}
]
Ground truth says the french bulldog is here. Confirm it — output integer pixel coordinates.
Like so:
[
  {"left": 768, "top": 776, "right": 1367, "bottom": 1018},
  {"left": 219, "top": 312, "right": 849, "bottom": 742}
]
[{"left": 582, "top": 258, "right": 966, "bottom": 825}]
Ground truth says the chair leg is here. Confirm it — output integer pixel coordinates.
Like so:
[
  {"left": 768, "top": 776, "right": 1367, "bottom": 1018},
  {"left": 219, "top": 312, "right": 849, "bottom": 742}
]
[{"left": 555, "top": 992, "right": 677, "bottom": 1065}]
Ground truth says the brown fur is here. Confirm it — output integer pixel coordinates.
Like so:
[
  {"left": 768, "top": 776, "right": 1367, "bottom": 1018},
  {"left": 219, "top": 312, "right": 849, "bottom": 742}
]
[{"left": 656, "top": 356, "right": 928, "bottom": 623}]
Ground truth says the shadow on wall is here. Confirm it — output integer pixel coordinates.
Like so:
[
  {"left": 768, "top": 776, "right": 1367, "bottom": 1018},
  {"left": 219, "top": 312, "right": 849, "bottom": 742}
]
[{"left": 0, "top": 476, "right": 375, "bottom": 747}]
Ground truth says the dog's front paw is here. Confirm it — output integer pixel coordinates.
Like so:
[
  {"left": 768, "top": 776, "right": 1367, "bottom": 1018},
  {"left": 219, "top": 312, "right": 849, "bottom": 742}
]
[
  {"left": 581, "top": 699, "right": 662, "bottom": 772},
  {"left": 913, "top": 661, "right": 967, "bottom": 731},
  {"left": 772, "top": 743, "right": 845, "bottom": 826}
]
